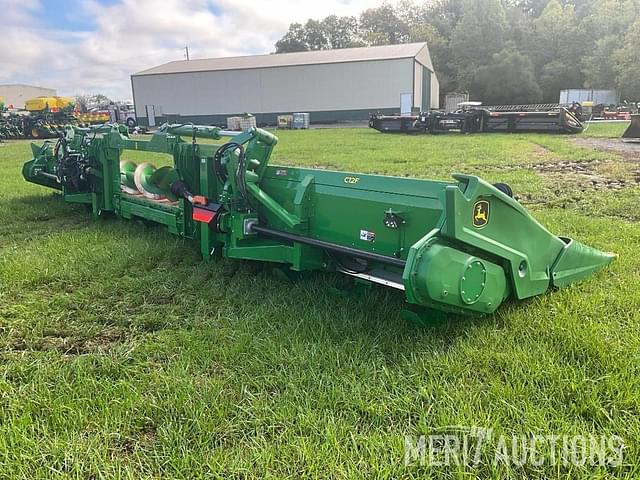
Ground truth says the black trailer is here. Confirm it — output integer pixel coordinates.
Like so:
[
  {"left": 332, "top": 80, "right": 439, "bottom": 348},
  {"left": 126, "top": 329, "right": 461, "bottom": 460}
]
[{"left": 369, "top": 106, "right": 584, "bottom": 135}]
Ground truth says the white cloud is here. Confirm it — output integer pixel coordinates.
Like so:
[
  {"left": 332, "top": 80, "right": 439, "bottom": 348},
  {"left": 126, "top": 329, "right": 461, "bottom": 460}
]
[{"left": 0, "top": 0, "right": 389, "bottom": 100}]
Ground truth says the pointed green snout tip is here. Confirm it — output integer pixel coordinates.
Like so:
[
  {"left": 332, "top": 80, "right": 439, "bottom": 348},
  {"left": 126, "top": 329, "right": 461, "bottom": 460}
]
[{"left": 551, "top": 238, "right": 616, "bottom": 288}]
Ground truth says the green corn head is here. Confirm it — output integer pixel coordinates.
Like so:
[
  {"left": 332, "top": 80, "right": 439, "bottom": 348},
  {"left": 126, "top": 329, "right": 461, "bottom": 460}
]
[{"left": 22, "top": 124, "right": 614, "bottom": 320}]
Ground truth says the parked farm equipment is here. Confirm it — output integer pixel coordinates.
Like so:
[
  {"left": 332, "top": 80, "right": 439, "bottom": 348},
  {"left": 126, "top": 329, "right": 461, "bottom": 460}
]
[
  {"left": 370, "top": 105, "right": 584, "bottom": 135},
  {"left": 0, "top": 97, "right": 77, "bottom": 141},
  {"left": 22, "top": 123, "right": 613, "bottom": 321},
  {"left": 0, "top": 96, "right": 120, "bottom": 141},
  {"left": 5, "top": 112, "right": 74, "bottom": 139},
  {"left": 622, "top": 114, "right": 640, "bottom": 142}
]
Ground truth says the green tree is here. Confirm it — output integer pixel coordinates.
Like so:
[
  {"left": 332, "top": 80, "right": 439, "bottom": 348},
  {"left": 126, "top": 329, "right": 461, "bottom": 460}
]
[
  {"left": 531, "top": 0, "right": 577, "bottom": 66},
  {"left": 538, "top": 60, "right": 583, "bottom": 102},
  {"left": 614, "top": 19, "right": 640, "bottom": 99},
  {"left": 275, "top": 16, "right": 362, "bottom": 53},
  {"left": 504, "top": 0, "right": 550, "bottom": 16},
  {"left": 449, "top": 0, "right": 509, "bottom": 88},
  {"left": 395, "top": 0, "right": 428, "bottom": 30},
  {"left": 321, "top": 15, "right": 363, "bottom": 49},
  {"left": 430, "top": 0, "right": 465, "bottom": 31},
  {"left": 273, "top": 19, "right": 328, "bottom": 52},
  {"left": 578, "top": 0, "right": 638, "bottom": 91},
  {"left": 471, "top": 44, "right": 542, "bottom": 104},
  {"left": 275, "top": 23, "right": 308, "bottom": 53},
  {"left": 579, "top": 0, "right": 638, "bottom": 38},
  {"left": 504, "top": 3, "right": 535, "bottom": 53},
  {"left": 303, "top": 19, "right": 329, "bottom": 50},
  {"left": 530, "top": 0, "right": 585, "bottom": 101},
  {"left": 582, "top": 35, "right": 619, "bottom": 89},
  {"left": 359, "top": 4, "right": 409, "bottom": 45}
]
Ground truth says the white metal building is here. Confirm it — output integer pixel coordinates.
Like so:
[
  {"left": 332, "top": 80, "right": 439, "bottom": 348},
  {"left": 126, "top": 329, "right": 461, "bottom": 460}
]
[
  {"left": 559, "top": 89, "right": 619, "bottom": 105},
  {"left": 0, "top": 84, "right": 56, "bottom": 109},
  {"left": 131, "top": 43, "right": 439, "bottom": 126}
]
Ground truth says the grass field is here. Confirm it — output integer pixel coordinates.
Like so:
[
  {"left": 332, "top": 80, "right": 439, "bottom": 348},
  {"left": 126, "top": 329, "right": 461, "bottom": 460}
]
[{"left": 0, "top": 123, "right": 638, "bottom": 478}]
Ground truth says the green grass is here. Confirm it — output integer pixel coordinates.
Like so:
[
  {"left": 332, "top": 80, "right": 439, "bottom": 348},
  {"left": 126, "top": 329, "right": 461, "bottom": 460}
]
[
  {"left": 581, "top": 121, "right": 631, "bottom": 138},
  {"left": 0, "top": 123, "right": 638, "bottom": 478}
]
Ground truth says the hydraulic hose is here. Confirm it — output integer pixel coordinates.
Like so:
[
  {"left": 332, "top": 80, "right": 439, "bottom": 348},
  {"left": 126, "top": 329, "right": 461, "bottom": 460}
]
[{"left": 251, "top": 225, "right": 406, "bottom": 268}]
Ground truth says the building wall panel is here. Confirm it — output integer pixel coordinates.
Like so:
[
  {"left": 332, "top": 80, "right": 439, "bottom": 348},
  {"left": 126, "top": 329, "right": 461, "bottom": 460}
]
[
  {"left": 413, "top": 62, "right": 422, "bottom": 109},
  {"left": 132, "top": 58, "right": 414, "bottom": 120},
  {"left": 0, "top": 85, "right": 56, "bottom": 108},
  {"left": 430, "top": 74, "right": 440, "bottom": 109}
]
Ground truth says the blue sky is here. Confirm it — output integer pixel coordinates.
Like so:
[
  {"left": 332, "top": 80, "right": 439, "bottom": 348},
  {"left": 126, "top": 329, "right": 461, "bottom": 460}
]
[
  {"left": 40, "top": 0, "right": 114, "bottom": 30},
  {"left": 0, "top": 0, "right": 384, "bottom": 100}
]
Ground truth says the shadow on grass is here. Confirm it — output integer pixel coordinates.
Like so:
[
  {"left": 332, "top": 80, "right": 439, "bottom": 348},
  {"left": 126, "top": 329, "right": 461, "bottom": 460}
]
[
  {"left": 3, "top": 192, "right": 76, "bottom": 215},
  {"left": 212, "top": 262, "right": 507, "bottom": 361},
  {"left": 0, "top": 194, "right": 92, "bottom": 240},
  {"left": 1, "top": 193, "right": 533, "bottom": 363}
]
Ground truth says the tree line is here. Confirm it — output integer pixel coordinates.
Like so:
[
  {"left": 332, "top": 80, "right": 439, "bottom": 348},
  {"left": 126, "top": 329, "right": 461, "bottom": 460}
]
[{"left": 274, "top": 0, "right": 640, "bottom": 105}]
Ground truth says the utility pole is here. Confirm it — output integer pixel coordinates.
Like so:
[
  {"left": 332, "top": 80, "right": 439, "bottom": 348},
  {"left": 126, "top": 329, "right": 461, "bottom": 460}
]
[{"left": 185, "top": 46, "right": 190, "bottom": 61}]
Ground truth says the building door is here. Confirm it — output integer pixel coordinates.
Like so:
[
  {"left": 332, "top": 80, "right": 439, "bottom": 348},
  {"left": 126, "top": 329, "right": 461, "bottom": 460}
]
[
  {"left": 422, "top": 67, "right": 431, "bottom": 111},
  {"left": 400, "top": 93, "right": 413, "bottom": 116},
  {"left": 145, "top": 105, "right": 156, "bottom": 127}
]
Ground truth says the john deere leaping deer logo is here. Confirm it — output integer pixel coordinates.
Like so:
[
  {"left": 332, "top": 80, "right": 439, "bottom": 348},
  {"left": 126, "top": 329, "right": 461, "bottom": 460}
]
[{"left": 473, "top": 200, "right": 490, "bottom": 228}]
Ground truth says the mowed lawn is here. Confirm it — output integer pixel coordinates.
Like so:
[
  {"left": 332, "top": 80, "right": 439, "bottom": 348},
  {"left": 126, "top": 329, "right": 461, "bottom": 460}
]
[{"left": 0, "top": 123, "right": 638, "bottom": 478}]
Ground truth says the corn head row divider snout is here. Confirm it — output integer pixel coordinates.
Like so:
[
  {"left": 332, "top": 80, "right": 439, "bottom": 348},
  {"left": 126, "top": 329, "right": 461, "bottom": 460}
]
[{"left": 22, "top": 124, "right": 614, "bottom": 321}]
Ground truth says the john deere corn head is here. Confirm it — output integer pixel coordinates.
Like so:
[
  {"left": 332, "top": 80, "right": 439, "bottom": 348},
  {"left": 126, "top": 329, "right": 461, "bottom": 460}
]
[{"left": 23, "top": 124, "right": 613, "bottom": 320}]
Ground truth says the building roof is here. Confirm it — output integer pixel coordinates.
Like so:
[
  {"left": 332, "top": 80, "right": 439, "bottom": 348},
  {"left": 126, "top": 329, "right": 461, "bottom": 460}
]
[
  {"left": 0, "top": 83, "right": 56, "bottom": 90},
  {"left": 133, "top": 42, "right": 431, "bottom": 76}
]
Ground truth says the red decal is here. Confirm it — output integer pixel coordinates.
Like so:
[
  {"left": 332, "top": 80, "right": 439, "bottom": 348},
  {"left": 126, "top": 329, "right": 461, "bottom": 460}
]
[{"left": 193, "top": 207, "right": 216, "bottom": 224}]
